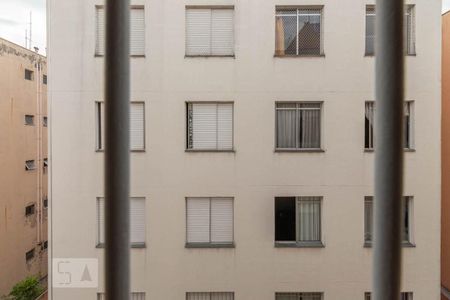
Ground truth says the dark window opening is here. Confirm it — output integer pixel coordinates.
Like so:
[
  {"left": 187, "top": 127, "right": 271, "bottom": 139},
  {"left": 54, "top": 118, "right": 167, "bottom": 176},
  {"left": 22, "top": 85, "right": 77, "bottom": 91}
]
[
  {"left": 43, "top": 74, "right": 47, "bottom": 84},
  {"left": 25, "top": 115, "right": 35, "bottom": 126},
  {"left": 25, "top": 249, "right": 35, "bottom": 261},
  {"left": 25, "top": 204, "right": 35, "bottom": 216},
  {"left": 25, "top": 69, "right": 33, "bottom": 81},
  {"left": 275, "top": 197, "right": 296, "bottom": 241}
]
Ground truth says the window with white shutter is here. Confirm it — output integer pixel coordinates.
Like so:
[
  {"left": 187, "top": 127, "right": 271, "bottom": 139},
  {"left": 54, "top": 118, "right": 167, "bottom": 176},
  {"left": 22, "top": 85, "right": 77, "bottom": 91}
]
[
  {"left": 187, "top": 103, "right": 233, "bottom": 151},
  {"left": 186, "top": 292, "right": 234, "bottom": 300},
  {"left": 96, "top": 102, "right": 145, "bottom": 151},
  {"left": 186, "top": 7, "right": 234, "bottom": 56},
  {"left": 275, "top": 292, "right": 323, "bottom": 300},
  {"left": 364, "top": 196, "right": 414, "bottom": 246},
  {"left": 186, "top": 197, "right": 234, "bottom": 247},
  {"left": 95, "top": 6, "right": 145, "bottom": 56},
  {"left": 365, "top": 292, "right": 413, "bottom": 300},
  {"left": 97, "top": 197, "right": 146, "bottom": 247},
  {"left": 98, "top": 292, "right": 146, "bottom": 300}
]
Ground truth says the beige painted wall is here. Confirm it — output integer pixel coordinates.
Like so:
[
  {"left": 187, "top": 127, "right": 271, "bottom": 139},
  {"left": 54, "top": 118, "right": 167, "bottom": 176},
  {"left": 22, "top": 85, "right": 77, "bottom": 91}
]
[
  {"left": 48, "top": 0, "right": 441, "bottom": 299},
  {"left": 0, "top": 38, "right": 48, "bottom": 296}
]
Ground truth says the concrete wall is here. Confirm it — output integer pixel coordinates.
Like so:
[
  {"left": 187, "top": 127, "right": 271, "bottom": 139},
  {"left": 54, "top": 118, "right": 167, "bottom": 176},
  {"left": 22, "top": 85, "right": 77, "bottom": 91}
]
[
  {"left": 0, "top": 38, "right": 48, "bottom": 296},
  {"left": 48, "top": 0, "right": 441, "bottom": 299},
  {"left": 442, "top": 11, "right": 450, "bottom": 300}
]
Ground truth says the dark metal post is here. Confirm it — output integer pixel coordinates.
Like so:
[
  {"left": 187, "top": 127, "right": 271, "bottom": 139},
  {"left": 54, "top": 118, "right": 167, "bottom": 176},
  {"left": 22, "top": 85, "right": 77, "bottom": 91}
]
[
  {"left": 373, "top": 0, "right": 404, "bottom": 299},
  {"left": 104, "top": 0, "right": 130, "bottom": 299}
]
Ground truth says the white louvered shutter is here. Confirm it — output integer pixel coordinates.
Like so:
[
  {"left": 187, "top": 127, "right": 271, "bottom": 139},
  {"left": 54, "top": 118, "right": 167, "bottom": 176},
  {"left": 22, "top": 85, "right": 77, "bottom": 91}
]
[
  {"left": 187, "top": 293, "right": 210, "bottom": 300},
  {"left": 210, "top": 198, "right": 233, "bottom": 243},
  {"left": 130, "top": 103, "right": 145, "bottom": 150},
  {"left": 211, "top": 9, "right": 234, "bottom": 55},
  {"left": 131, "top": 198, "right": 145, "bottom": 244},
  {"left": 97, "top": 198, "right": 105, "bottom": 244},
  {"left": 187, "top": 198, "right": 210, "bottom": 243},
  {"left": 186, "top": 9, "right": 212, "bottom": 55},
  {"left": 131, "top": 8, "right": 145, "bottom": 56},
  {"left": 217, "top": 103, "right": 233, "bottom": 149},
  {"left": 192, "top": 104, "right": 217, "bottom": 150},
  {"left": 211, "top": 293, "right": 234, "bottom": 300},
  {"left": 95, "top": 7, "right": 105, "bottom": 55}
]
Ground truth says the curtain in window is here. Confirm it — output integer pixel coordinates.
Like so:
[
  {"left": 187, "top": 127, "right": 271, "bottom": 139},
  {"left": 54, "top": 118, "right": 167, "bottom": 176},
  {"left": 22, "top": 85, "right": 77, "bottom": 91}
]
[
  {"left": 275, "top": 11, "right": 297, "bottom": 55},
  {"left": 277, "top": 108, "right": 296, "bottom": 148},
  {"left": 275, "top": 17, "right": 286, "bottom": 55},
  {"left": 300, "top": 105, "right": 320, "bottom": 148},
  {"left": 297, "top": 197, "right": 321, "bottom": 242}
]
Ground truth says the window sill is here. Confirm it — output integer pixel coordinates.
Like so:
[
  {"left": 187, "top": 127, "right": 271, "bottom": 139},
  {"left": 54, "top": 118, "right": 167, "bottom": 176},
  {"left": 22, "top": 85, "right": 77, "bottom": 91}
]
[
  {"left": 185, "top": 55, "right": 235, "bottom": 58},
  {"left": 364, "top": 148, "right": 415, "bottom": 153},
  {"left": 364, "top": 242, "right": 415, "bottom": 248},
  {"left": 274, "top": 54, "right": 325, "bottom": 58},
  {"left": 275, "top": 149, "right": 325, "bottom": 153},
  {"left": 95, "top": 149, "right": 146, "bottom": 153},
  {"left": 96, "top": 243, "right": 146, "bottom": 249},
  {"left": 95, "top": 54, "right": 146, "bottom": 58},
  {"left": 275, "top": 241, "right": 324, "bottom": 248},
  {"left": 185, "top": 149, "right": 235, "bottom": 153},
  {"left": 185, "top": 242, "right": 235, "bottom": 248}
]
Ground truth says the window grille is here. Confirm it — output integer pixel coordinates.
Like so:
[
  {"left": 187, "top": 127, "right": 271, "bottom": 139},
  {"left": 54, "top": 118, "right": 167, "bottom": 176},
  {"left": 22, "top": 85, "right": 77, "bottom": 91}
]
[
  {"left": 186, "top": 292, "right": 234, "bottom": 300},
  {"left": 25, "top": 115, "right": 35, "bottom": 126},
  {"left": 364, "top": 197, "right": 413, "bottom": 244},
  {"left": 185, "top": 8, "right": 235, "bottom": 56},
  {"left": 365, "top": 5, "right": 415, "bottom": 55},
  {"left": 275, "top": 292, "right": 323, "bottom": 300},
  {"left": 275, "top": 7, "right": 323, "bottom": 56},
  {"left": 275, "top": 197, "right": 322, "bottom": 245},
  {"left": 186, "top": 197, "right": 234, "bottom": 245},
  {"left": 276, "top": 102, "right": 321, "bottom": 150},
  {"left": 187, "top": 103, "right": 233, "bottom": 151},
  {"left": 25, "top": 160, "right": 36, "bottom": 171}
]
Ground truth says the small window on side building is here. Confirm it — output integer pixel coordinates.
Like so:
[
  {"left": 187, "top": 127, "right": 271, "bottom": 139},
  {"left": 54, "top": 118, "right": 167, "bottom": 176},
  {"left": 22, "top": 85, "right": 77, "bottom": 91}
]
[
  {"left": 25, "top": 69, "right": 33, "bottom": 81},
  {"left": 25, "top": 160, "right": 36, "bottom": 171},
  {"left": 43, "top": 116, "right": 48, "bottom": 127},
  {"left": 25, "top": 249, "right": 35, "bottom": 262},
  {"left": 43, "top": 75, "right": 47, "bottom": 84},
  {"left": 25, "top": 204, "right": 35, "bottom": 216},
  {"left": 25, "top": 115, "right": 34, "bottom": 126}
]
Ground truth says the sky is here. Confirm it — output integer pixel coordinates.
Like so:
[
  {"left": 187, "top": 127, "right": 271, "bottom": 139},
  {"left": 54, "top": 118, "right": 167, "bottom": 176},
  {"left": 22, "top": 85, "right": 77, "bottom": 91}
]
[
  {"left": 0, "top": 0, "right": 449, "bottom": 56},
  {"left": 0, "top": 0, "right": 46, "bottom": 54}
]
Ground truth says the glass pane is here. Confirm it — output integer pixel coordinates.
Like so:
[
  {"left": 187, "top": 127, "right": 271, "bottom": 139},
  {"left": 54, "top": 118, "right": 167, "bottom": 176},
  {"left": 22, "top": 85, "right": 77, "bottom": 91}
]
[
  {"left": 275, "top": 15, "right": 297, "bottom": 55},
  {"left": 299, "top": 108, "right": 320, "bottom": 148},
  {"left": 298, "top": 10, "right": 321, "bottom": 55},
  {"left": 366, "top": 7, "right": 375, "bottom": 55},
  {"left": 277, "top": 109, "right": 297, "bottom": 148}
]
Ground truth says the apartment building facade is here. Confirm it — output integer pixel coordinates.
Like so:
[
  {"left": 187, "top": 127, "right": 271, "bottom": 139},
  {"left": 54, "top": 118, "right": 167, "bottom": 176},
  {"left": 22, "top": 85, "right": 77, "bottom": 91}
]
[
  {"left": 48, "top": 0, "right": 441, "bottom": 299},
  {"left": 0, "top": 38, "right": 48, "bottom": 296},
  {"left": 442, "top": 10, "right": 450, "bottom": 300}
]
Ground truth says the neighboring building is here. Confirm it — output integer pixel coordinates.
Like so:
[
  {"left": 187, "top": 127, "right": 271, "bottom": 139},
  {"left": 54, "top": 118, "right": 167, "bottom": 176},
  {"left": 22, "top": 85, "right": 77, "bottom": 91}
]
[
  {"left": 442, "top": 10, "right": 450, "bottom": 300},
  {"left": 48, "top": 1, "right": 441, "bottom": 299},
  {"left": 0, "top": 38, "right": 48, "bottom": 296}
]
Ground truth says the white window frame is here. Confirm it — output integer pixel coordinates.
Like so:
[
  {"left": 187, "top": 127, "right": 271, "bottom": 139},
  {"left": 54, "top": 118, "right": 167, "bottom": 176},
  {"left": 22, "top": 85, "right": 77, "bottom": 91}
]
[
  {"left": 275, "top": 6, "right": 324, "bottom": 56},
  {"left": 365, "top": 5, "right": 416, "bottom": 56},
  {"left": 95, "top": 101, "right": 146, "bottom": 152},
  {"left": 275, "top": 196, "right": 323, "bottom": 247},
  {"left": 95, "top": 5, "right": 146, "bottom": 57},
  {"left": 275, "top": 102, "right": 323, "bottom": 151},
  {"left": 96, "top": 197, "right": 146, "bottom": 248},
  {"left": 186, "top": 102, "right": 234, "bottom": 151},
  {"left": 275, "top": 292, "right": 324, "bottom": 300},
  {"left": 185, "top": 197, "right": 234, "bottom": 247},
  {"left": 185, "top": 6, "right": 235, "bottom": 57},
  {"left": 364, "top": 101, "right": 414, "bottom": 151},
  {"left": 364, "top": 196, "right": 414, "bottom": 246},
  {"left": 186, "top": 292, "right": 235, "bottom": 300}
]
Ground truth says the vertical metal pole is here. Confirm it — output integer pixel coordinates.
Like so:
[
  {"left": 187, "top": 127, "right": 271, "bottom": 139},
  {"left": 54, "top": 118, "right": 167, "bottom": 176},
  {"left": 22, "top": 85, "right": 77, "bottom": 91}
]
[
  {"left": 105, "top": 0, "right": 130, "bottom": 299},
  {"left": 373, "top": 0, "right": 404, "bottom": 299}
]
